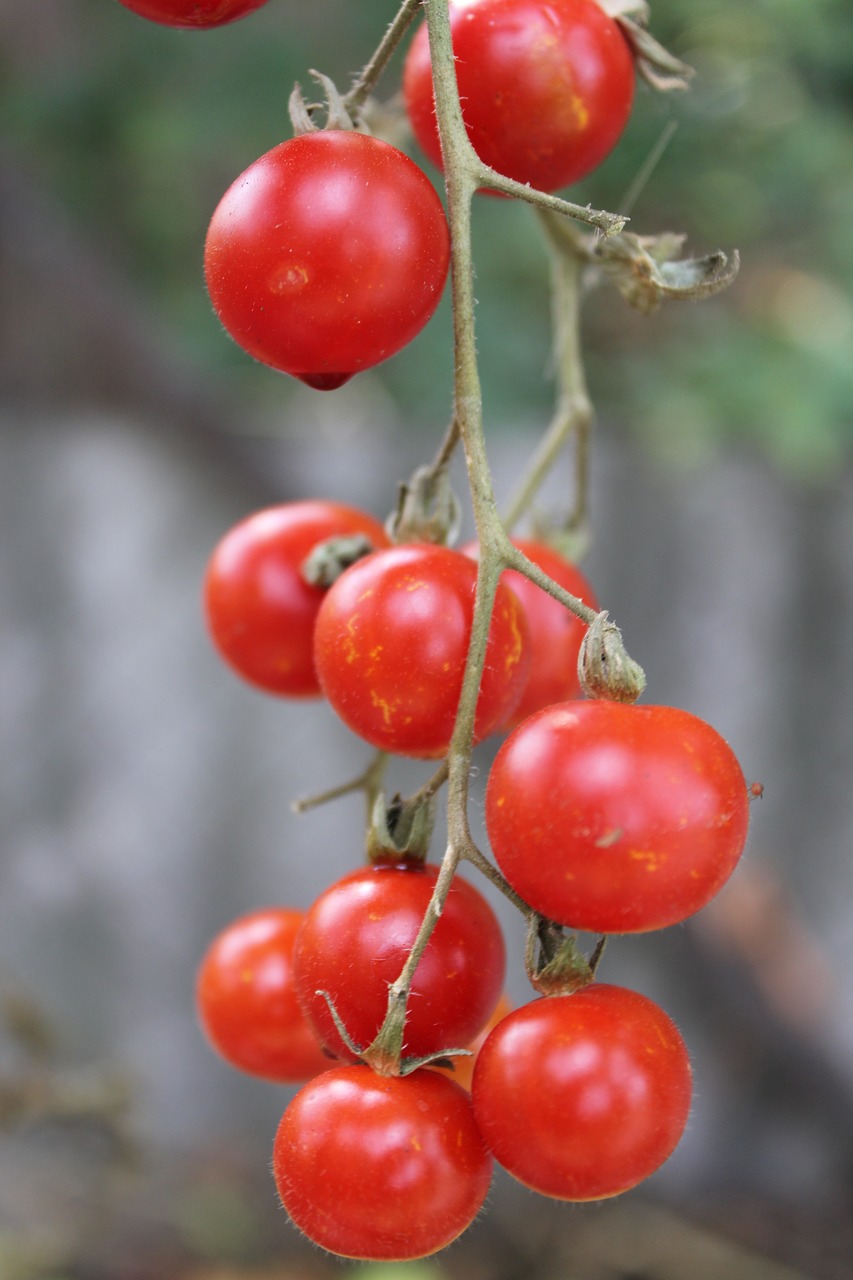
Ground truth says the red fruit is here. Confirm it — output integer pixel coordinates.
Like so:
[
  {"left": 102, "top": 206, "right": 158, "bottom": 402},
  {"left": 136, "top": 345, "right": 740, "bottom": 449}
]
[
  {"left": 197, "top": 908, "right": 329, "bottom": 1083},
  {"left": 472, "top": 985, "right": 692, "bottom": 1199}
]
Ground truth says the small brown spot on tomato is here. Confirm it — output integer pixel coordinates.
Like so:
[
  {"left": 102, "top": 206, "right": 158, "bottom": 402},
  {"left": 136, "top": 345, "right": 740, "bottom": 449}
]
[{"left": 268, "top": 263, "right": 309, "bottom": 293}]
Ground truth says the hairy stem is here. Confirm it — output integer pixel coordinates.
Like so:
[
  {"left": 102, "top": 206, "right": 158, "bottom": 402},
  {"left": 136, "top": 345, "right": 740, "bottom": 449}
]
[
  {"left": 368, "top": 0, "right": 629, "bottom": 1070},
  {"left": 291, "top": 750, "right": 388, "bottom": 822},
  {"left": 344, "top": 0, "right": 423, "bottom": 119}
]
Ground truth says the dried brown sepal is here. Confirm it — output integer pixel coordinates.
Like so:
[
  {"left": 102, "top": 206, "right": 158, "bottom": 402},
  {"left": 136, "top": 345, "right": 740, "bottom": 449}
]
[
  {"left": 301, "top": 533, "right": 376, "bottom": 588},
  {"left": 525, "top": 917, "right": 594, "bottom": 995},
  {"left": 597, "top": 0, "right": 693, "bottom": 90},
  {"left": 617, "top": 16, "right": 694, "bottom": 93},
  {"left": 289, "top": 70, "right": 357, "bottom": 136},
  {"left": 598, "top": 0, "right": 649, "bottom": 19},
  {"left": 366, "top": 790, "right": 436, "bottom": 865},
  {"left": 387, "top": 463, "right": 462, "bottom": 546},
  {"left": 578, "top": 610, "right": 646, "bottom": 703},
  {"left": 595, "top": 232, "right": 740, "bottom": 315},
  {"left": 396, "top": 1047, "right": 474, "bottom": 1077}
]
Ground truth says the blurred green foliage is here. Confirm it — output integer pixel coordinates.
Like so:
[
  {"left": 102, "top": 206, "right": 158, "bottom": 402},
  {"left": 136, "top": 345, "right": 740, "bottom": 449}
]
[{"left": 2, "top": 0, "right": 851, "bottom": 476}]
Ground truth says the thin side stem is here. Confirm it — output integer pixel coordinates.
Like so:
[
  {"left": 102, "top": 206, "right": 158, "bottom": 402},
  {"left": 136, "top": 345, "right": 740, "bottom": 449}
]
[
  {"left": 476, "top": 167, "right": 627, "bottom": 236},
  {"left": 344, "top": 0, "right": 424, "bottom": 118},
  {"left": 503, "top": 219, "right": 593, "bottom": 532},
  {"left": 459, "top": 839, "right": 534, "bottom": 917},
  {"left": 429, "top": 414, "right": 461, "bottom": 475},
  {"left": 503, "top": 541, "right": 598, "bottom": 624},
  {"left": 291, "top": 750, "right": 388, "bottom": 818}
]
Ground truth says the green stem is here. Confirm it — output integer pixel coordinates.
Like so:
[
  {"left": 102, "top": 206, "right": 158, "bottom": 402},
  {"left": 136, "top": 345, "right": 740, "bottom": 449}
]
[
  {"left": 344, "top": 0, "right": 424, "bottom": 120},
  {"left": 366, "top": 0, "right": 631, "bottom": 1072},
  {"left": 430, "top": 413, "right": 461, "bottom": 474},
  {"left": 291, "top": 750, "right": 388, "bottom": 821},
  {"left": 503, "top": 541, "right": 598, "bottom": 624},
  {"left": 459, "top": 838, "right": 534, "bottom": 917},
  {"left": 477, "top": 168, "right": 627, "bottom": 236},
  {"left": 365, "top": 839, "right": 463, "bottom": 1074},
  {"left": 366, "top": 1, "right": 508, "bottom": 1071},
  {"left": 503, "top": 214, "right": 593, "bottom": 533}
]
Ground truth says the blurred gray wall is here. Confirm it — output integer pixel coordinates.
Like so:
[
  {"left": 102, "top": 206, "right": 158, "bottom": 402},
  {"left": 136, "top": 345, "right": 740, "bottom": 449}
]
[{"left": 2, "top": 402, "right": 852, "bottom": 1217}]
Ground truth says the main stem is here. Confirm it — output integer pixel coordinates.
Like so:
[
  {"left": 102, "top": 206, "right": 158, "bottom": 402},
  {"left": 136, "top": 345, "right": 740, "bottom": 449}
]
[
  {"left": 365, "top": 0, "right": 508, "bottom": 1073},
  {"left": 366, "top": 0, "right": 631, "bottom": 1074}
]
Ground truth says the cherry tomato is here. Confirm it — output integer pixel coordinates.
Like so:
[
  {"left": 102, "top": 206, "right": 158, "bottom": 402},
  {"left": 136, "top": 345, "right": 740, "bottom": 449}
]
[
  {"left": 196, "top": 908, "right": 329, "bottom": 1083},
  {"left": 274, "top": 1065, "right": 493, "bottom": 1259},
  {"left": 403, "top": 0, "right": 635, "bottom": 193},
  {"left": 116, "top": 0, "right": 268, "bottom": 26},
  {"left": 471, "top": 985, "right": 691, "bottom": 1200},
  {"left": 462, "top": 537, "right": 599, "bottom": 725},
  {"left": 293, "top": 862, "right": 506, "bottom": 1062},
  {"left": 485, "top": 700, "right": 750, "bottom": 933},
  {"left": 313, "top": 543, "right": 530, "bottom": 757},
  {"left": 204, "top": 132, "right": 450, "bottom": 390},
  {"left": 204, "top": 500, "right": 389, "bottom": 697}
]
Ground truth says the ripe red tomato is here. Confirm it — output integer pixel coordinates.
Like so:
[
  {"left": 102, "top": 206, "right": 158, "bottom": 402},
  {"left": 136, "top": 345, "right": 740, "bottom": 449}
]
[
  {"left": 204, "top": 500, "right": 390, "bottom": 697},
  {"left": 116, "top": 0, "right": 268, "bottom": 26},
  {"left": 204, "top": 132, "right": 450, "bottom": 390},
  {"left": 313, "top": 543, "right": 530, "bottom": 757},
  {"left": 274, "top": 1065, "right": 493, "bottom": 1259},
  {"left": 471, "top": 985, "right": 691, "bottom": 1200},
  {"left": 403, "top": 0, "right": 635, "bottom": 193},
  {"left": 196, "top": 908, "right": 330, "bottom": 1083},
  {"left": 463, "top": 537, "right": 599, "bottom": 725},
  {"left": 293, "top": 862, "right": 506, "bottom": 1062},
  {"left": 485, "top": 700, "right": 750, "bottom": 933}
]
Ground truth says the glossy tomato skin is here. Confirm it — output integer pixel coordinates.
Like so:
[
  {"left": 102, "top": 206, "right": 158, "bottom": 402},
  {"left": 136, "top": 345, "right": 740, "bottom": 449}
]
[
  {"left": 486, "top": 700, "right": 749, "bottom": 933},
  {"left": 294, "top": 862, "right": 506, "bottom": 1062},
  {"left": 471, "top": 985, "right": 691, "bottom": 1200},
  {"left": 274, "top": 1065, "right": 493, "bottom": 1259},
  {"left": 196, "top": 908, "right": 330, "bottom": 1083},
  {"left": 463, "top": 537, "right": 599, "bottom": 725},
  {"left": 313, "top": 543, "right": 530, "bottom": 757},
  {"left": 116, "top": 0, "right": 268, "bottom": 26},
  {"left": 204, "top": 500, "right": 389, "bottom": 697},
  {"left": 204, "top": 132, "right": 450, "bottom": 389},
  {"left": 403, "top": 0, "right": 635, "bottom": 193}
]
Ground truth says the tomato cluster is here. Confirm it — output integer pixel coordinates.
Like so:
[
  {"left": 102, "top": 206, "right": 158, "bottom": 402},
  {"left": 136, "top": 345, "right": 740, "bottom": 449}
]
[
  {"left": 197, "top": 495, "right": 750, "bottom": 1257},
  {"left": 122, "top": 0, "right": 636, "bottom": 387},
  {"left": 121, "top": 0, "right": 750, "bottom": 1262}
]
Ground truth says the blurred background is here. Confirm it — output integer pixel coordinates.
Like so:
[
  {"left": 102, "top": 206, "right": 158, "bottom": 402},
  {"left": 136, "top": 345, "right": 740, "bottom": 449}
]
[{"left": 1, "top": 0, "right": 852, "bottom": 1277}]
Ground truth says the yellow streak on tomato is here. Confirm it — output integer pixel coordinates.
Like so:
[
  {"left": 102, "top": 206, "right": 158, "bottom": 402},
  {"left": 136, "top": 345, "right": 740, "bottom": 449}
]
[
  {"left": 628, "top": 849, "right": 666, "bottom": 872},
  {"left": 570, "top": 92, "right": 590, "bottom": 131},
  {"left": 370, "top": 689, "right": 400, "bottom": 727}
]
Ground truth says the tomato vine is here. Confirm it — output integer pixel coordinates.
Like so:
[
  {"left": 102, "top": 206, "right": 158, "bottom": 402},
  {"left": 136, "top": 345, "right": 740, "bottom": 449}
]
[{"left": 118, "top": 0, "right": 751, "bottom": 1260}]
